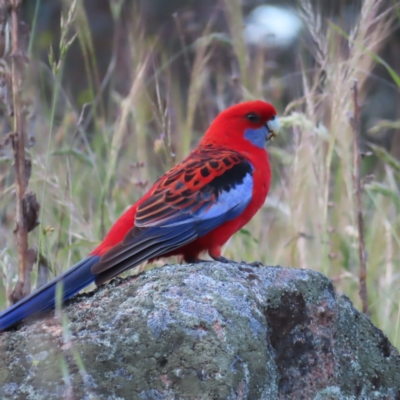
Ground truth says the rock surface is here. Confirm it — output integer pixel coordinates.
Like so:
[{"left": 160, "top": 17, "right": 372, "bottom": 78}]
[{"left": 1, "top": 263, "right": 399, "bottom": 400}]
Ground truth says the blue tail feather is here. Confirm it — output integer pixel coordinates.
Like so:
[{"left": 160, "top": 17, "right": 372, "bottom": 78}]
[{"left": 0, "top": 256, "right": 100, "bottom": 331}]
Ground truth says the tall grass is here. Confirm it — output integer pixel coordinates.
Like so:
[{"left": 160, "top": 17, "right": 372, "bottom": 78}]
[{"left": 1, "top": 0, "right": 400, "bottom": 349}]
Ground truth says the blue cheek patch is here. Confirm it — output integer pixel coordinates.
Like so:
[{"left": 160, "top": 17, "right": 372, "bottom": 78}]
[{"left": 244, "top": 126, "right": 268, "bottom": 148}]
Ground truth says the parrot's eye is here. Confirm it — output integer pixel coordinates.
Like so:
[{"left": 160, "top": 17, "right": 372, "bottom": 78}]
[{"left": 246, "top": 113, "right": 261, "bottom": 123}]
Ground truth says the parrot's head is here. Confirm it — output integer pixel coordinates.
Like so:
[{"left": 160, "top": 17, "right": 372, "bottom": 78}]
[{"left": 204, "top": 100, "right": 280, "bottom": 149}]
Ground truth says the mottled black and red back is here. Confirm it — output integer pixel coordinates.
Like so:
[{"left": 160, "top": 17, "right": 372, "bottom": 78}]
[{"left": 135, "top": 146, "right": 253, "bottom": 227}]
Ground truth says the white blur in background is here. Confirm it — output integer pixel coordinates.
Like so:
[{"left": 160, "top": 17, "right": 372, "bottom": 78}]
[{"left": 244, "top": 5, "right": 303, "bottom": 48}]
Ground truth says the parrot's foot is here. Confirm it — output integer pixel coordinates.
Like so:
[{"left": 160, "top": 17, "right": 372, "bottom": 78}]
[
  {"left": 189, "top": 256, "right": 263, "bottom": 268},
  {"left": 187, "top": 257, "right": 239, "bottom": 264},
  {"left": 187, "top": 258, "right": 213, "bottom": 264},
  {"left": 210, "top": 255, "right": 237, "bottom": 264},
  {"left": 211, "top": 256, "right": 263, "bottom": 268},
  {"left": 246, "top": 261, "right": 264, "bottom": 268},
  {"left": 211, "top": 256, "right": 264, "bottom": 267}
]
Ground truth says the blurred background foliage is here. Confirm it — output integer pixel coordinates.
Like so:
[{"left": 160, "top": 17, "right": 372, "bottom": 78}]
[{"left": 1, "top": 0, "right": 400, "bottom": 347}]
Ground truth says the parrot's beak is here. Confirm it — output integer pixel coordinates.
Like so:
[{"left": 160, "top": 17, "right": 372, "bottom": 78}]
[{"left": 266, "top": 116, "right": 280, "bottom": 141}]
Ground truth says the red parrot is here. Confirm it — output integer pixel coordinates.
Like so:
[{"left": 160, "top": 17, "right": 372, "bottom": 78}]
[{"left": 0, "top": 100, "right": 279, "bottom": 330}]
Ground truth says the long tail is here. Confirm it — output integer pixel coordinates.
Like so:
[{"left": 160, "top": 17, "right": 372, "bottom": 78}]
[{"left": 0, "top": 255, "right": 100, "bottom": 331}]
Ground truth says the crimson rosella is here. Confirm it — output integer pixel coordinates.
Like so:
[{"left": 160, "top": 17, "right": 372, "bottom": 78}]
[{"left": 0, "top": 100, "right": 279, "bottom": 331}]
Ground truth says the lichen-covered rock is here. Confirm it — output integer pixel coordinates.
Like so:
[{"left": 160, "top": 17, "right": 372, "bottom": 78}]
[{"left": 0, "top": 263, "right": 399, "bottom": 399}]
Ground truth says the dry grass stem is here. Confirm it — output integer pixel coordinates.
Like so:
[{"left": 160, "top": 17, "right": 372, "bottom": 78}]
[{"left": 350, "top": 79, "right": 368, "bottom": 314}]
